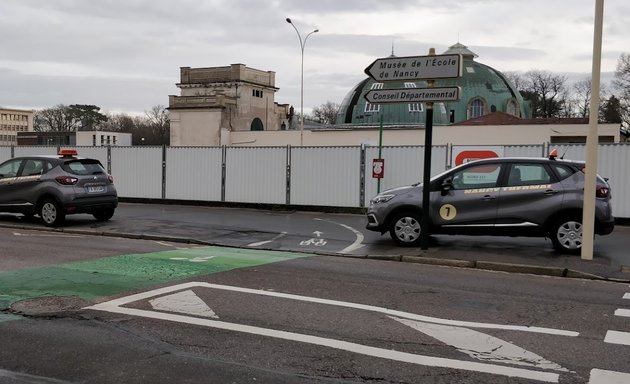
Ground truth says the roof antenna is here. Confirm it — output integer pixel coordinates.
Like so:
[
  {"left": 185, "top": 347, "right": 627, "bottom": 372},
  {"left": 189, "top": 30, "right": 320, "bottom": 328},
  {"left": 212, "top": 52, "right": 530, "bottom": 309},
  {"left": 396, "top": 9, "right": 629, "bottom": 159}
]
[{"left": 391, "top": 41, "right": 395, "bottom": 56}]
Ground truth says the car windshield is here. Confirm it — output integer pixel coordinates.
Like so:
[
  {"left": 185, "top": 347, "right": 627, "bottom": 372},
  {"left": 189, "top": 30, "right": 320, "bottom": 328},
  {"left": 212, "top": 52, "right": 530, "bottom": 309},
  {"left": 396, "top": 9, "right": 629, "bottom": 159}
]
[{"left": 62, "top": 159, "right": 106, "bottom": 175}]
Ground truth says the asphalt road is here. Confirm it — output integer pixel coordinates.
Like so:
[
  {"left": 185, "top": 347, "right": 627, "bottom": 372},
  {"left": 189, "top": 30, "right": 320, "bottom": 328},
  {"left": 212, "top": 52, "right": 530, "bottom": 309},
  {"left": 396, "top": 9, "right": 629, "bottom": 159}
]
[
  {"left": 0, "top": 231, "right": 629, "bottom": 383},
  {"left": 1, "top": 202, "right": 628, "bottom": 280}
]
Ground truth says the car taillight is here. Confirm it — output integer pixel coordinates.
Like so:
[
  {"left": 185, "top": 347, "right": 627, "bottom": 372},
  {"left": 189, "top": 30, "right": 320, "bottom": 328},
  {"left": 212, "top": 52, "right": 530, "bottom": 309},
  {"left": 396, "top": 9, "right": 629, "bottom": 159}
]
[
  {"left": 55, "top": 176, "right": 78, "bottom": 185},
  {"left": 596, "top": 185, "right": 610, "bottom": 198},
  {"left": 108, "top": 175, "right": 114, "bottom": 183}
]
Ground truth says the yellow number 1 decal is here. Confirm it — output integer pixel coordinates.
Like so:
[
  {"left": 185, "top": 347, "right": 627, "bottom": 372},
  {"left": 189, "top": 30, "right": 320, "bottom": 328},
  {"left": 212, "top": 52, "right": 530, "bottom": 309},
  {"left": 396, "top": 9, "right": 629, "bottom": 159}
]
[{"left": 439, "top": 204, "right": 457, "bottom": 221}]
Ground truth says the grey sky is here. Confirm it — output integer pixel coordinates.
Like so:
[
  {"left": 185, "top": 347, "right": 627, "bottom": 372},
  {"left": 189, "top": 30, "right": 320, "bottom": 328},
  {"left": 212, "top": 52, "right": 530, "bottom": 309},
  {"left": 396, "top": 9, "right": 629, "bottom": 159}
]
[{"left": 1, "top": 0, "right": 628, "bottom": 115}]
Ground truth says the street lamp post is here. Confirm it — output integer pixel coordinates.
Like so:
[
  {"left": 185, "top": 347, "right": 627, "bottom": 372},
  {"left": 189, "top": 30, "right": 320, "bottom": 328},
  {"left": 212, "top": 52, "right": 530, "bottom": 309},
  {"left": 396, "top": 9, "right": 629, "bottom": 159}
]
[{"left": 286, "top": 17, "right": 318, "bottom": 146}]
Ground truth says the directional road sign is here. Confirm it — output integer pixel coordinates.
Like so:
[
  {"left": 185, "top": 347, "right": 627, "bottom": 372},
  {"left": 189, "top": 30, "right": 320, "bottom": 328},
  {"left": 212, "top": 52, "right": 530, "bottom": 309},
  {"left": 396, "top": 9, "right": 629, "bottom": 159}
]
[
  {"left": 364, "top": 54, "right": 462, "bottom": 81},
  {"left": 364, "top": 86, "right": 461, "bottom": 103}
]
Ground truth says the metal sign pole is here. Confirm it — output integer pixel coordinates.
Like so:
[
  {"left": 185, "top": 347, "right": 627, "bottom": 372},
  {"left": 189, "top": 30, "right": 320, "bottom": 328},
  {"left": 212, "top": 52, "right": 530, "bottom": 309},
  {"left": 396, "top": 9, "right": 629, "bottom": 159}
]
[
  {"left": 420, "top": 48, "right": 436, "bottom": 251},
  {"left": 377, "top": 114, "right": 384, "bottom": 193}
]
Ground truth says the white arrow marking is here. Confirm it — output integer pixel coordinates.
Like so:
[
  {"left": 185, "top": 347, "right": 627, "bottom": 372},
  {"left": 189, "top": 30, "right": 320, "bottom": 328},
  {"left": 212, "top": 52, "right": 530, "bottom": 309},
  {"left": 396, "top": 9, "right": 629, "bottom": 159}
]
[
  {"left": 247, "top": 232, "right": 287, "bottom": 247},
  {"left": 88, "top": 282, "right": 579, "bottom": 337},
  {"left": 391, "top": 317, "right": 568, "bottom": 372},
  {"left": 149, "top": 290, "right": 218, "bottom": 319},
  {"left": 313, "top": 231, "right": 323, "bottom": 237},
  {"left": 86, "top": 282, "right": 583, "bottom": 383},
  {"left": 589, "top": 369, "right": 630, "bottom": 384}
]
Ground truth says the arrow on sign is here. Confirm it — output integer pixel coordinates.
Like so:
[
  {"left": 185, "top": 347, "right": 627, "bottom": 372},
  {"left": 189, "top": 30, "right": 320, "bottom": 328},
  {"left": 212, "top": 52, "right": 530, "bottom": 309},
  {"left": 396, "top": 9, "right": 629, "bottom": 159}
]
[
  {"left": 364, "top": 87, "right": 461, "bottom": 104},
  {"left": 364, "top": 54, "right": 462, "bottom": 81}
]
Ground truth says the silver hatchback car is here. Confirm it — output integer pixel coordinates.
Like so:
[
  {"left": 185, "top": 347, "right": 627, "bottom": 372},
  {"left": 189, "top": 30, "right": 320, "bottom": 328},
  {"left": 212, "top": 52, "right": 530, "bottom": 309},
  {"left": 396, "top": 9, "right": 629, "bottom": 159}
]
[
  {"left": 0, "top": 149, "right": 118, "bottom": 226},
  {"left": 366, "top": 152, "right": 615, "bottom": 254}
]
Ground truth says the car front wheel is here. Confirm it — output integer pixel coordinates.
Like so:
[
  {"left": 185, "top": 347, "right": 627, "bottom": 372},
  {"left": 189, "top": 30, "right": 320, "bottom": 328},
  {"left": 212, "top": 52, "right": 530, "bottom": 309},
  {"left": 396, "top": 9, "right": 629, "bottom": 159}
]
[
  {"left": 550, "top": 216, "right": 582, "bottom": 254},
  {"left": 40, "top": 199, "right": 65, "bottom": 227},
  {"left": 389, "top": 212, "right": 422, "bottom": 246}
]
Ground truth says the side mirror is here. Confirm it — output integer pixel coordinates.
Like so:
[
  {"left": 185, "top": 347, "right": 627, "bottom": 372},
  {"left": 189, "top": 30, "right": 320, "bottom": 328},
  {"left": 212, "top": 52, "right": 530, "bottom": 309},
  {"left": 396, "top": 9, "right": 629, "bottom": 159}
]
[{"left": 441, "top": 179, "right": 453, "bottom": 196}]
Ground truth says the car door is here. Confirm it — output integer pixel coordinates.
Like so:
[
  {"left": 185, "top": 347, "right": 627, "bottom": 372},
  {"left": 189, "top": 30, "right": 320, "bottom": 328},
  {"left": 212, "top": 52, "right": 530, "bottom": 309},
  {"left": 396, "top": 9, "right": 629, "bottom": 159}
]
[
  {"left": 431, "top": 161, "right": 503, "bottom": 233},
  {"left": 495, "top": 162, "right": 564, "bottom": 230},
  {"left": 0, "top": 159, "right": 25, "bottom": 207}
]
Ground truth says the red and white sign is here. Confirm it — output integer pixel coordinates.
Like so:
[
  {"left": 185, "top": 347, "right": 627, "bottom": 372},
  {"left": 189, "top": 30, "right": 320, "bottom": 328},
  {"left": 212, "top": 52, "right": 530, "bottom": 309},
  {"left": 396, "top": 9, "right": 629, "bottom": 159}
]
[
  {"left": 452, "top": 146, "right": 504, "bottom": 166},
  {"left": 372, "top": 159, "right": 385, "bottom": 179}
]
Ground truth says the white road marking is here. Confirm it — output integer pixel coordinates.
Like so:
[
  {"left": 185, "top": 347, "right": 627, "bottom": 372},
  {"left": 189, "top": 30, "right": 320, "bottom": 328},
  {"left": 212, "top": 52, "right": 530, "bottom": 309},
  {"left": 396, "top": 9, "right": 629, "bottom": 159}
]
[
  {"left": 391, "top": 317, "right": 569, "bottom": 372},
  {"left": 614, "top": 308, "right": 630, "bottom": 318},
  {"left": 313, "top": 231, "right": 323, "bottom": 237},
  {"left": 589, "top": 369, "right": 630, "bottom": 384},
  {"left": 247, "top": 232, "right": 287, "bottom": 247},
  {"left": 169, "top": 256, "right": 216, "bottom": 263},
  {"left": 13, "top": 231, "right": 83, "bottom": 238},
  {"left": 299, "top": 238, "right": 327, "bottom": 246},
  {"left": 86, "top": 282, "right": 580, "bottom": 337},
  {"left": 0, "top": 368, "right": 74, "bottom": 383},
  {"left": 86, "top": 287, "right": 560, "bottom": 382},
  {"left": 604, "top": 330, "right": 630, "bottom": 346},
  {"left": 314, "top": 218, "right": 364, "bottom": 254},
  {"left": 150, "top": 290, "right": 218, "bottom": 319},
  {"left": 623, "top": 293, "right": 630, "bottom": 300}
]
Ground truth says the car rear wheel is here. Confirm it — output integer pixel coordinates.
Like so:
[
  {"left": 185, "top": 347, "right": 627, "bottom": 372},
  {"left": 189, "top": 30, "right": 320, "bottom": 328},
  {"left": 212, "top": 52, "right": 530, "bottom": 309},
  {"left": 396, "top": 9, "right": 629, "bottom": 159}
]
[
  {"left": 40, "top": 199, "right": 65, "bottom": 227},
  {"left": 550, "top": 215, "right": 582, "bottom": 254},
  {"left": 389, "top": 212, "right": 422, "bottom": 246},
  {"left": 93, "top": 208, "right": 115, "bottom": 222}
]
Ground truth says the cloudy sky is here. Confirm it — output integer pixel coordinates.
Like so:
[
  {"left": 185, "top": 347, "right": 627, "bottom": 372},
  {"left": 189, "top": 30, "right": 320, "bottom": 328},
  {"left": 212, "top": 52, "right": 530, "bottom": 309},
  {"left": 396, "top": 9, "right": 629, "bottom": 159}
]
[{"left": 1, "top": 0, "right": 628, "bottom": 116}]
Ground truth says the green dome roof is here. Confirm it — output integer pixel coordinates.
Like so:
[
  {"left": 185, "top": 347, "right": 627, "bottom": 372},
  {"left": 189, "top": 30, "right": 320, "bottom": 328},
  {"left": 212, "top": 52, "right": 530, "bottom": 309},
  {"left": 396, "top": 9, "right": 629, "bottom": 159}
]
[{"left": 335, "top": 43, "right": 529, "bottom": 127}]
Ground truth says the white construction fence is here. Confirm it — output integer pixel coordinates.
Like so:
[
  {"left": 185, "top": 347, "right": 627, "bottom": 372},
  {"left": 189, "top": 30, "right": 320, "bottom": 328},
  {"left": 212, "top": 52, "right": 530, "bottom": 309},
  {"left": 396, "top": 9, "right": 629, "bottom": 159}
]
[{"left": 1, "top": 144, "right": 629, "bottom": 218}]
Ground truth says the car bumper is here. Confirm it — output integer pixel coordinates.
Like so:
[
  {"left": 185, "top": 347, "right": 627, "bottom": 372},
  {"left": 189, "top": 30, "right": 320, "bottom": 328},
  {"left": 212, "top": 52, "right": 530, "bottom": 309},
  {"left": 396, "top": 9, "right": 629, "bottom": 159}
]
[
  {"left": 596, "top": 218, "right": 615, "bottom": 236},
  {"left": 63, "top": 195, "right": 118, "bottom": 214}
]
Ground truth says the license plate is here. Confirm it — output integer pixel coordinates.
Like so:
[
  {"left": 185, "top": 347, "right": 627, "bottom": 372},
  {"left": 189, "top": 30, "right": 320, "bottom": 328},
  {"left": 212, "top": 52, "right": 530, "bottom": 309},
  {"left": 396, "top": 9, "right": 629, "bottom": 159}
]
[{"left": 87, "top": 186, "right": 105, "bottom": 193}]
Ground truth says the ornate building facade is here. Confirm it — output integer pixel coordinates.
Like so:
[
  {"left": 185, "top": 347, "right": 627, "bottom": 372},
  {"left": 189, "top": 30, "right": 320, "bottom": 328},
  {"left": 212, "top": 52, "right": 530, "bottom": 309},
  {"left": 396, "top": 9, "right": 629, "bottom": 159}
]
[{"left": 168, "top": 64, "right": 292, "bottom": 146}]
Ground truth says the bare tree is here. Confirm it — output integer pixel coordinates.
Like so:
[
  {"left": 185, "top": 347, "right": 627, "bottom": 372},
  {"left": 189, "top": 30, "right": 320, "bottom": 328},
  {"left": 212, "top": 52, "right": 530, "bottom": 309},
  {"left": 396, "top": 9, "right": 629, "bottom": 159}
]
[
  {"left": 522, "top": 70, "right": 568, "bottom": 118},
  {"left": 572, "top": 78, "right": 592, "bottom": 118},
  {"left": 613, "top": 53, "right": 630, "bottom": 129},
  {"left": 503, "top": 71, "right": 526, "bottom": 92},
  {"left": 310, "top": 101, "right": 340, "bottom": 125},
  {"left": 34, "top": 105, "right": 78, "bottom": 132},
  {"left": 145, "top": 105, "right": 170, "bottom": 145}
]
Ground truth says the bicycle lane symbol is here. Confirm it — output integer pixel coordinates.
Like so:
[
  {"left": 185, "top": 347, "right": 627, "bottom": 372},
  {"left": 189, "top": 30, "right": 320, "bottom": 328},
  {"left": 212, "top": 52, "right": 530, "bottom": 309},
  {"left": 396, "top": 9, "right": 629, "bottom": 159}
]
[{"left": 300, "top": 231, "right": 327, "bottom": 247}]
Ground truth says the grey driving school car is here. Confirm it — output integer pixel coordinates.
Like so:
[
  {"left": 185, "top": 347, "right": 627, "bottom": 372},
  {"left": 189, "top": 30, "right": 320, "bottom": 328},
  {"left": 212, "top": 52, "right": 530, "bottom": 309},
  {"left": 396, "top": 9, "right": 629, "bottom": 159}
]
[
  {"left": 0, "top": 149, "right": 118, "bottom": 226},
  {"left": 366, "top": 152, "right": 615, "bottom": 253}
]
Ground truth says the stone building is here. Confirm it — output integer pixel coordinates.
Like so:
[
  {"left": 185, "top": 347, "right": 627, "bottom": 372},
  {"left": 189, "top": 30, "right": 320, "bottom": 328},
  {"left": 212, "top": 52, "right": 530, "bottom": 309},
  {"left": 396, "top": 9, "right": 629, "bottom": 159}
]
[
  {"left": 0, "top": 107, "right": 34, "bottom": 146},
  {"left": 168, "top": 64, "right": 292, "bottom": 146}
]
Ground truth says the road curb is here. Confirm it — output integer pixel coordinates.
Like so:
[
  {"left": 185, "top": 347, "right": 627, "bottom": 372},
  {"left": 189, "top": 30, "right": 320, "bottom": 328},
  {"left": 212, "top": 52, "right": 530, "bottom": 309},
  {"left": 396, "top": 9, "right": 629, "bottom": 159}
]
[{"left": 402, "top": 255, "right": 475, "bottom": 268}]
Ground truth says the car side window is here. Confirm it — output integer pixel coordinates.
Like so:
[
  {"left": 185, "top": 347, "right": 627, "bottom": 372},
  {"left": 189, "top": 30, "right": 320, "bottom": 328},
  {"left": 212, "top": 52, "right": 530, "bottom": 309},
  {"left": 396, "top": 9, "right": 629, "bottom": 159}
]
[
  {"left": 0, "top": 159, "right": 23, "bottom": 179},
  {"left": 451, "top": 163, "right": 501, "bottom": 190},
  {"left": 551, "top": 164, "right": 575, "bottom": 181},
  {"left": 21, "top": 159, "right": 46, "bottom": 176},
  {"left": 507, "top": 164, "right": 552, "bottom": 187}
]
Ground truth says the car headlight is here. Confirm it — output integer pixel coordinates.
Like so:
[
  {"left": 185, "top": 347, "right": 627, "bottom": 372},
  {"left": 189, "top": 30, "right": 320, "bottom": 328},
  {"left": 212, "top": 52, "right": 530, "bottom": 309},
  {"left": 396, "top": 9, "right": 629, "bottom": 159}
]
[{"left": 370, "top": 194, "right": 395, "bottom": 205}]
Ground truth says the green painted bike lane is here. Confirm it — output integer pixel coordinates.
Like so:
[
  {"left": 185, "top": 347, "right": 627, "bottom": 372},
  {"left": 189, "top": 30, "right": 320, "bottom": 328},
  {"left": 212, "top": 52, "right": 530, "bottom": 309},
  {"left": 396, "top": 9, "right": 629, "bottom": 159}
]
[{"left": 0, "top": 246, "right": 308, "bottom": 321}]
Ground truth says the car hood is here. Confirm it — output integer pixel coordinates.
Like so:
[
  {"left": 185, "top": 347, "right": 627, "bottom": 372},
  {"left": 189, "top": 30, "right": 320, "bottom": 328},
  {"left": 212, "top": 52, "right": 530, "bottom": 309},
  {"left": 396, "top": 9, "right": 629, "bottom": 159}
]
[{"left": 382, "top": 184, "right": 421, "bottom": 195}]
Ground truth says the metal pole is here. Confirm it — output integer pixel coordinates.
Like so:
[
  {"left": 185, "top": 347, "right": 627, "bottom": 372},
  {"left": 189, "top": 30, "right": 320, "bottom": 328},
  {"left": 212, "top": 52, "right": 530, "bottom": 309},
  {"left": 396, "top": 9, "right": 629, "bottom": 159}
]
[
  {"left": 377, "top": 114, "right": 384, "bottom": 193},
  {"left": 581, "top": 0, "right": 604, "bottom": 260},
  {"left": 286, "top": 18, "right": 318, "bottom": 146},
  {"left": 420, "top": 48, "right": 436, "bottom": 251}
]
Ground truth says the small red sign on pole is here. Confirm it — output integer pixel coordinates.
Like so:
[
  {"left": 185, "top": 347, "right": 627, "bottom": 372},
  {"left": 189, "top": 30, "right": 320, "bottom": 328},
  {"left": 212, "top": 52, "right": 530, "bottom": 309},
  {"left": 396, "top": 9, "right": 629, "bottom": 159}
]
[{"left": 372, "top": 159, "right": 384, "bottom": 179}]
